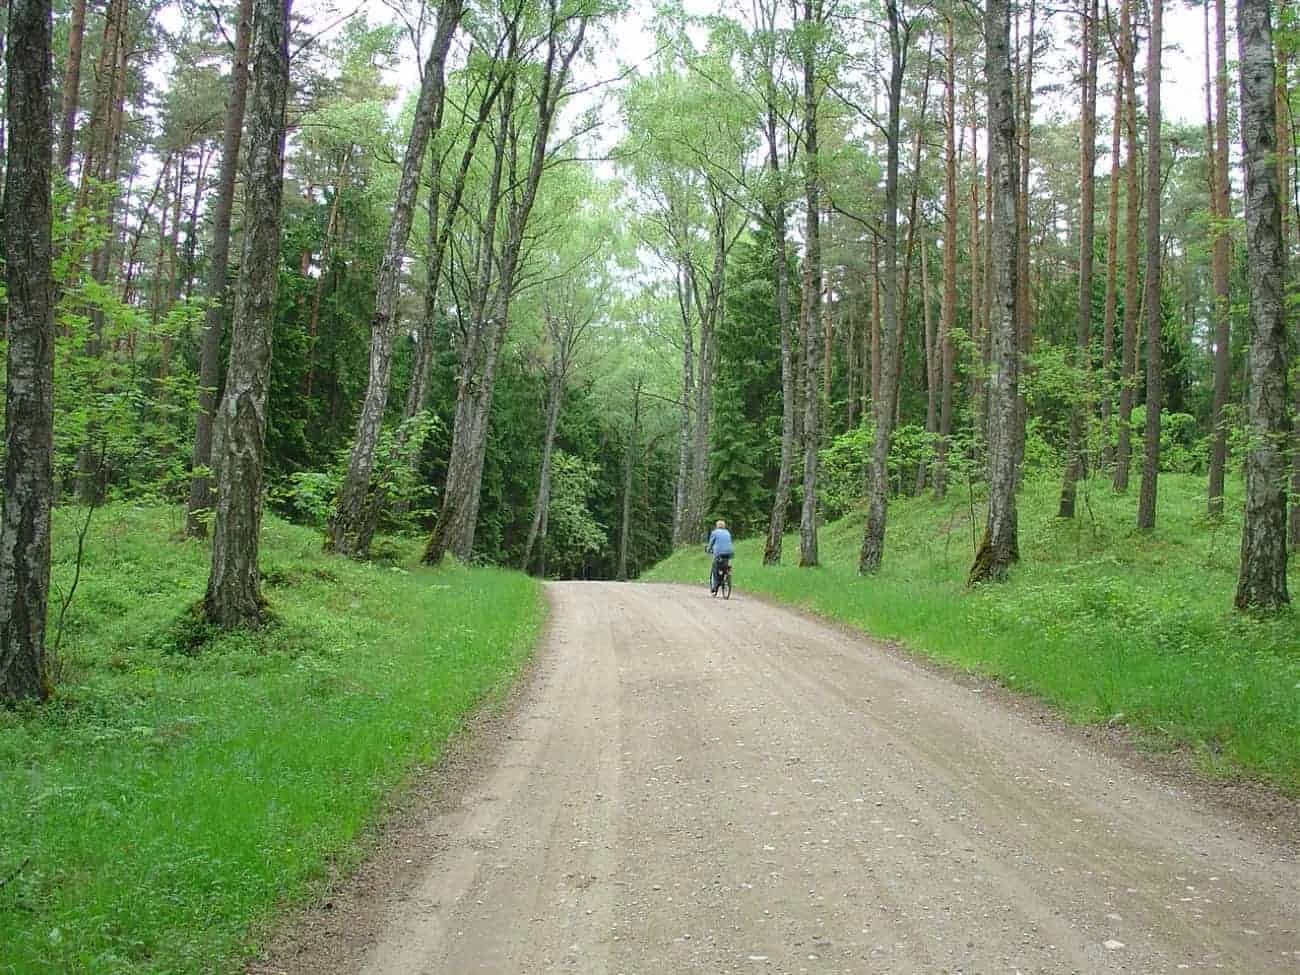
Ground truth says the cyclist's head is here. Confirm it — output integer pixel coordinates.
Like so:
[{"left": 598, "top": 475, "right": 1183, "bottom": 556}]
[{"left": 716, "top": 519, "right": 726, "bottom": 528}]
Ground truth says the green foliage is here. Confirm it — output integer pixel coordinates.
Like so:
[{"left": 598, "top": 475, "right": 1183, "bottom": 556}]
[
  {"left": 1129, "top": 407, "right": 1209, "bottom": 475},
  {"left": 0, "top": 506, "right": 543, "bottom": 974},
  {"left": 817, "top": 422, "right": 937, "bottom": 519},
  {"left": 818, "top": 423, "right": 870, "bottom": 520},
  {"left": 270, "top": 412, "right": 442, "bottom": 532},
  {"left": 645, "top": 474, "right": 1300, "bottom": 794},
  {"left": 544, "top": 452, "right": 608, "bottom": 577}
]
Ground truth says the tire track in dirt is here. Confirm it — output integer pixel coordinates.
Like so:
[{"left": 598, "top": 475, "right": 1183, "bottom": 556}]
[{"left": 253, "top": 581, "right": 1298, "bottom": 975}]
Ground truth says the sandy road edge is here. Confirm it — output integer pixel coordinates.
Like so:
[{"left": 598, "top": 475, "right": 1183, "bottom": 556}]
[
  {"left": 243, "top": 584, "right": 560, "bottom": 975},
  {"left": 668, "top": 578, "right": 1300, "bottom": 852}
]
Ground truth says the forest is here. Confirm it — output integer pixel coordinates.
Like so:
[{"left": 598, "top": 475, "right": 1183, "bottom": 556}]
[{"left": 0, "top": 0, "right": 1297, "bottom": 707}]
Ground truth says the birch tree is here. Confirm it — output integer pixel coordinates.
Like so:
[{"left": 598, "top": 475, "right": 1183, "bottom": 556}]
[
  {"left": 1235, "top": 0, "right": 1290, "bottom": 610},
  {"left": 203, "top": 0, "right": 291, "bottom": 628},
  {"left": 0, "top": 0, "right": 55, "bottom": 703}
]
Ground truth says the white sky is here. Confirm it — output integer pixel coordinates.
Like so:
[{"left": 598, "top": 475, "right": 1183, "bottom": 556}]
[{"left": 364, "top": 0, "right": 1215, "bottom": 127}]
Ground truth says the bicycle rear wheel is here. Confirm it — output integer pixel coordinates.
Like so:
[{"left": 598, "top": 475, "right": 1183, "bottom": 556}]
[{"left": 722, "top": 570, "right": 732, "bottom": 599}]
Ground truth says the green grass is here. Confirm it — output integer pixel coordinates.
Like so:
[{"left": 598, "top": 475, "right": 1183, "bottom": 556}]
[
  {"left": 647, "top": 473, "right": 1300, "bottom": 794},
  {"left": 0, "top": 506, "right": 543, "bottom": 975}
]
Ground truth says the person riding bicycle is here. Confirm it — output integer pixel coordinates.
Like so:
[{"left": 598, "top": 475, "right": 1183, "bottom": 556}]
[{"left": 706, "top": 519, "right": 734, "bottom": 594}]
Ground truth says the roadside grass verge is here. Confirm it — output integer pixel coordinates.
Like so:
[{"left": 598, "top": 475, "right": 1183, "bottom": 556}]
[
  {"left": 0, "top": 505, "right": 543, "bottom": 975},
  {"left": 645, "top": 473, "right": 1300, "bottom": 795}
]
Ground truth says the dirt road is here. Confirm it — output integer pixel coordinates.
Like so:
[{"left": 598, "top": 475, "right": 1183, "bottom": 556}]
[{"left": 258, "top": 582, "right": 1298, "bottom": 974}]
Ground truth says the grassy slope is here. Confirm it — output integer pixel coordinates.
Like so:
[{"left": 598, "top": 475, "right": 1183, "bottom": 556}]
[
  {"left": 0, "top": 507, "right": 543, "bottom": 975},
  {"left": 646, "top": 473, "right": 1300, "bottom": 794}
]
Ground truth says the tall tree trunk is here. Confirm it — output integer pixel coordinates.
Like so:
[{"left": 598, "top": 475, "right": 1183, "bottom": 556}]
[
  {"left": 934, "top": 6, "right": 958, "bottom": 499},
  {"left": 185, "top": 0, "right": 254, "bottom": 538},
  {"left": 860, "top": 0, "right": 907, "bottom": 574},
  {"left": 1235, "top": 0, "right": 1291, "bottom": 609},
  {"left": 673, "top": 311, "right": 694, "bottom": 547},
  {"left": 798, "top": 0, "right": 824, "bottom": 568},
  {"left": 1136, "top": 0, "right": 1163, "bottom": 532},
  {"left": 1099, "top": 17, "right": 1123, "bottom": 471},
  {"left": 203, "top": 0, "right": 290, "bottom": 629},
  {"left": 1113, "top": 0, "right": 1139, "bottom": 492},
  {"left": 304, "top": 145, "right": 352, "bottom": 400},
  {"left": 57, "top": 0, "right": 86, "bottom": 175},
  {"left": 0, "top": 0, "right": 55, "bottom": 703},
  {"left": 1012, "top": 0, "right": 1036, "bottom": 475},
  {"left": 617, "top": 379, "right": 641, "bottom": 581},
  {"left": 423, "top": 15, "right": 589, "bottom": 565},
  {"left": 1208, "top": 0, "right": 1234, "bottom": 518},
  {"left": 762, "top": 109, "right": 796, "bottom": 564},
  {"left": 75, "top": 0, "right": 128, "bottom": 504},
  {"left": 870, "top": 236, "right": 881, "bottom": 405},
  {"left": 969, "top": 0, "right": 1020, "bottom": 584},
  {"left": 1059, "top": 0, "right": 1099, "bottom": 517},
  {"left": 521, "top": 332, "right": 566, "bottom": 573},
  {"left": 916, "top": 227, "right": 937, "bottom": 494},
  {"left": 1285, "top": 1, "right": 1300, "bottom": 550},
  {"left": 402, "top": 64, "right": 507, "bottom": 431},
  {"left": 329, "top": 0, "right": 464, "bottom": 558}
]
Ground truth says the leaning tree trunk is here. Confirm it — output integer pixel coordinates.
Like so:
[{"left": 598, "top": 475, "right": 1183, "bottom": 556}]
[
  {"left": 1208, "top": 0, "right": 1233, "bottom": 518},
  {"left": 423, "top": 17, "right": 589, "bottom": 566},
  {"left": 969, "top": 0, "right": 1021, "bottom": 584},
  {"left": 1136, "top": 0, "right": 1163, "bottom": 533},
  {"left": 0, "top": 0, "right": 55, "bottom": 704},
  {"left": 185, "top": 0, "right": 253, "bottom": 538},
  {"left": 203, "top": 0, "right": 290, "bottom": 629},
  {"left": 329, "top": 0, "right": 463, "bottom": 558},
  {"left": 1059, "top": 0, "right": 1099, "bottom": 518},
  {"left": 1235, "top": 0, "right": 1291, "bottom": 610},
  {"left": 860, "top": 0, "right": 906, "bottom": 574},
  {"left": 521, "top": 352, "right": 564, "bottom": 573}
]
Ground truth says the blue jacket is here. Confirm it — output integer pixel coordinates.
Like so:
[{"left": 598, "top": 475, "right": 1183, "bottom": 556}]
[{"left": 707, "top": 528, "right": 734, "bottom": 556}]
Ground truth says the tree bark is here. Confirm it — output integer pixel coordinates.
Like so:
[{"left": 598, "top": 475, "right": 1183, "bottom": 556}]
[
  {"left": 57, "top": 0, "right": 86, "bottom": 175},
  {"left": 402, "top": 61, "right": 507, "bottom": 433},
  {"left": 860, "top": 0, "right": 907, "bottom": 574},
  {"left": 969, "top": 0, "right": 1020, "bottom": 584},
  {"left": 0, "top": 0, "right": 55, "bottom": 704},
  {"left": 1235, "top": 0, "right": 1291, "bottom": 610},
  {"left": 329, "top": 0, "right": 464, "bottom": 557},
  {"left": 1113, "top": 0, "right": 1139, "bottom": 492},
  {"left": 1059, "top": 0, "right": 1099, "bottom": 518},
  {"left": 203, "top": 0, "right": 290, "bottom": 629},
  {"left": 1012, "top": 0, "right": 1036, "bottom": 476},
  {"left": 185, "top": 0, "right": 253, "bottom": 538},
  {"left": 762, "top": 149, "right": 796, "bottom": 564},
  {"left": 798, "top": 0, "right": 824, "bottom": 568},
  {"left": 424, "top": 13, "right": 589, "bottom": 565},
  {"left": 916, "top": 226, "right": 936, "bottom": 494},
  {"left": 617, "top": 379, "right": 641, "bottom": 581},
  {"left": 75, "top": 0, "right": 128, "bottom": 504},
  {"left": 1208, "top": 0, "right": 1233, "bottom": 518},
  {"left": 934, "top": 6, "right": 958, "bottom": 499},
  {"left": 1136, "top": 0, "right": 1163, "bottom": 532},
  {"left": 1099, "top": 14, "right": 1123, "bottom": 471}
]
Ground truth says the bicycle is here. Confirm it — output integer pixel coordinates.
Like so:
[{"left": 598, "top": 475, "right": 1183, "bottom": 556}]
[{"left": 711, "top": 559, "right": 732, "bottom": 600}]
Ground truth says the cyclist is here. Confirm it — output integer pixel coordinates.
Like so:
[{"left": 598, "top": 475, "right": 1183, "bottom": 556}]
[{"left": 706, "top": 519, "right": 734, "bottom": 594}]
